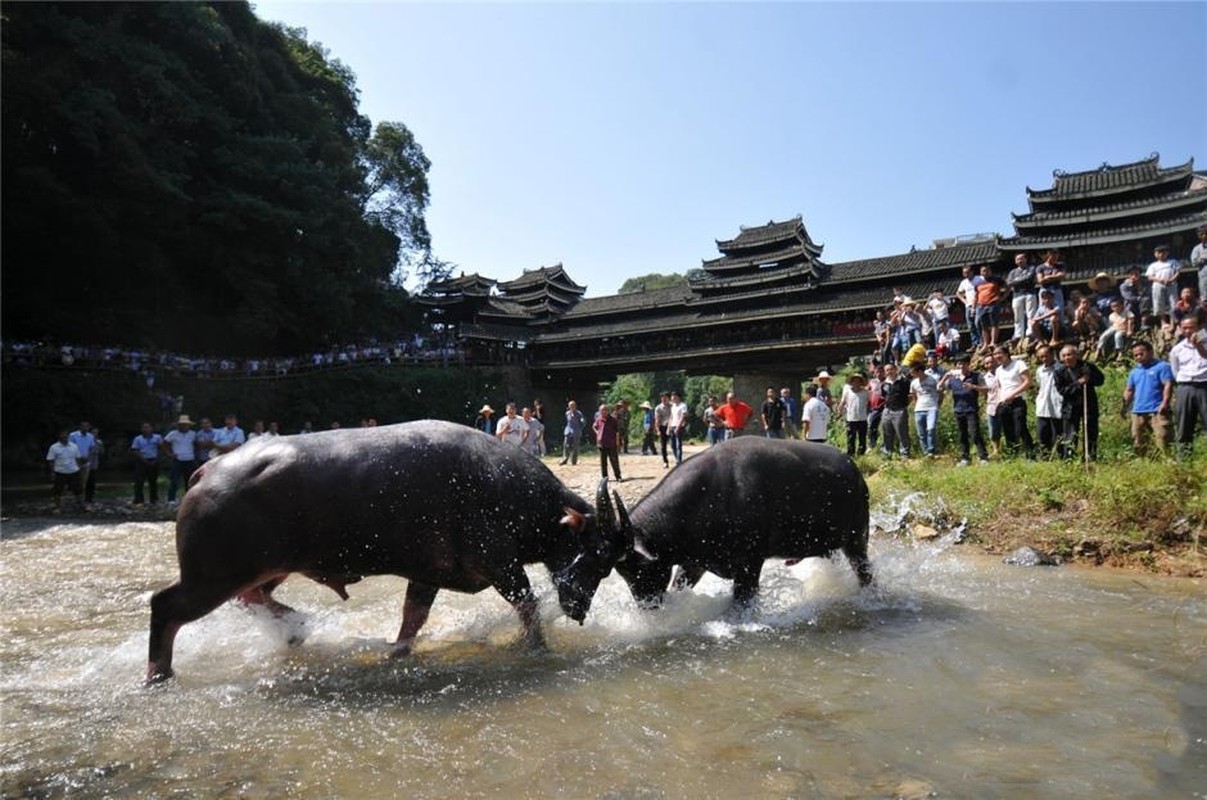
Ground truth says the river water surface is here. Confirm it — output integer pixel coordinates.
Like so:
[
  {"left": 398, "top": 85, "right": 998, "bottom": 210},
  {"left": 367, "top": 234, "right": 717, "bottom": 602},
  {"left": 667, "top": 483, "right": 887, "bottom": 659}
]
[{"left": 1, "top": 513, "right": 1203, "bottom": 798}]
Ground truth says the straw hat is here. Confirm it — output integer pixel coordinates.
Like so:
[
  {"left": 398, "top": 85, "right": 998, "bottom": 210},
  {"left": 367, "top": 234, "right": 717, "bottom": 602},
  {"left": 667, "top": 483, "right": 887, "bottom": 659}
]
[
  {"left": 639, "top": 401, "right": 653, "bottom": 410},
  {"left": 478, "top": 404, "right": 494, "bottom": 415},
  {"left": 176, "top": 415, "right": 194, "bottom": 426},
  {"left": 1090, "top": 272, "right": 1113, "bottom": 291}
]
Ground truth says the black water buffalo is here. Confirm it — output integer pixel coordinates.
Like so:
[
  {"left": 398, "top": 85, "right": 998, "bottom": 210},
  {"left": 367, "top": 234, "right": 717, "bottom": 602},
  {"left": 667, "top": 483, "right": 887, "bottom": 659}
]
[
  {"left": 146, "top": 421, "right": 621, "bottom": 683},
  {"left": 582, "top": 437, "right": 873, "bottom": 609}
]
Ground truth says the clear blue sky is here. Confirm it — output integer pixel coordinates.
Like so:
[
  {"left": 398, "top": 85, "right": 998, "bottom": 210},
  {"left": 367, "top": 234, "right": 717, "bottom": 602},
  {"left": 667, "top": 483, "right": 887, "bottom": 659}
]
[{"left": 257, "top": 1, "right": 1205, "bottom": 297}]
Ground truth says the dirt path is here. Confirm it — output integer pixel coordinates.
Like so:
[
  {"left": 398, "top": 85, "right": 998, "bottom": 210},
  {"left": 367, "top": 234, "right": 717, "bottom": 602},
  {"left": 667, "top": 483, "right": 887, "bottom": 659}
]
[{"left": 543, "top": 442, "right": 707, "bottom": 511}]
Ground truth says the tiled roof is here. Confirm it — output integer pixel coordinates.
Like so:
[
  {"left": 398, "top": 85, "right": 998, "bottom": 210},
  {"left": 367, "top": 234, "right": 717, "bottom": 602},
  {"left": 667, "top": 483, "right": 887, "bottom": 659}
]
[
  {"left": 426, "top": 272, "right": 497, "bottom": 294},
  {"left": 1012, "top": 188, "right": 1207, "bottom": 230},
  {"left": 690, "top": 260, "right": 825, "bottom": 292},
  {"left": 478, "top": 296, "right": 533, "bottom": 319},
  {"left": 497, "top": 263, "right": 586, "bottom": 293},
  {"left": 998, "top": 210, "right": 1207, "bottom": 250},
  {"left": 824, "top": 241, "right": 1000, "bottom": 284},
  {"left": 715, "top": 215, "right": 822, "bottom": 255},
  {"left": 1027, "top": 154, "right": 1193, "bottom": 203},
  {"left": 560, "top": 285, "right": 695, "bottom": 319},
  {"left": 460, "top": 322, "right": 534, "bottom": 342},
  {"left": 700, "top": 242, "right": 820, "bottom": 272}
]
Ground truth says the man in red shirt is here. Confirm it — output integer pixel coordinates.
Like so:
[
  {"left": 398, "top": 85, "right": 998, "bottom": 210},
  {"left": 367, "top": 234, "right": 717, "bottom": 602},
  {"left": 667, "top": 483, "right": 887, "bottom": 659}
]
[{"left": 715, "top": 391, "right": 754, "bottom": 439}]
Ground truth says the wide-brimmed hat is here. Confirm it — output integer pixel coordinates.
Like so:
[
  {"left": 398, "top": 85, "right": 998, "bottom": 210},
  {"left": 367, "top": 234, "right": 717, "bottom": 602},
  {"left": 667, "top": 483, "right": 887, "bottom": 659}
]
[
  {"left": 817, "top": 370, "right": 832, "bottom": 379},
  {"left": 639, "top": 401, "right": 652, "bottom": 410},
  {"left": 479, "top": 404, "right": 494, "bottom": 415},
  {"left": 1090, "top": 272, "right": 1113, "bottom": 290},
  {"left": 176, "top": 415, "right": 194, "bottom": 426}
]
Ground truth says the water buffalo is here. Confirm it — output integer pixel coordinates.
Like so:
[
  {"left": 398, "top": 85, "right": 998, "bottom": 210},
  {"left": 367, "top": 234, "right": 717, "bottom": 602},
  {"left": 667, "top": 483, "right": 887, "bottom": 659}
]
[
  {"left": 146, "top": 421, "right": 621, "bottom": 683},
  {"left": 579, "top": 437, "right": 873, "bottom": 610}
]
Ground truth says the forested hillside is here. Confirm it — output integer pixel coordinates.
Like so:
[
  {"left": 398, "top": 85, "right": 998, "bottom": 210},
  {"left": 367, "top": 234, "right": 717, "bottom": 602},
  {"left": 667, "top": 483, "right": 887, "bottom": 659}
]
[{"left": 2, "top": 2, "right": 435, "bottom": 355}]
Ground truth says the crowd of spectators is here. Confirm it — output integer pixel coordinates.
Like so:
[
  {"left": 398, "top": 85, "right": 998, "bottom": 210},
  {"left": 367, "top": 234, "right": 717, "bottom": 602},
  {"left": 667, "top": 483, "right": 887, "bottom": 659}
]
[{"left": 3, "top": 334, "right": 461, "bottom": 379}]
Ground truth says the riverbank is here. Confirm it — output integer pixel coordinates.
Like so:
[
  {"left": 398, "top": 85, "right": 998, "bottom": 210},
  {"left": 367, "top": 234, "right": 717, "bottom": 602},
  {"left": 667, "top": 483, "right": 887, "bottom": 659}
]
[{"left": 3, "top": 442, "right": 1202, "bottom": 577}]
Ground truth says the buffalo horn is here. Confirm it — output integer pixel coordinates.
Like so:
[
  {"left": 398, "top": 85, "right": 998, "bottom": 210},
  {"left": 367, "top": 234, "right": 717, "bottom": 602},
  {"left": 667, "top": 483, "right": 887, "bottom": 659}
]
[
  {"left": 612, "top": 490, "right": 634, "bottom": 546},
  {"left": 595, "top": 478, "right": 617, "bottom": 533}
]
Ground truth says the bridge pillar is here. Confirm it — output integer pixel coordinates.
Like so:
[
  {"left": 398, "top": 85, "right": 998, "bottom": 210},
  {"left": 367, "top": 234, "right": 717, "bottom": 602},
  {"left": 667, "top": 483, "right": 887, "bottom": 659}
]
[{"left": 732, "top": 372, "right": 802, "bottom": 436}]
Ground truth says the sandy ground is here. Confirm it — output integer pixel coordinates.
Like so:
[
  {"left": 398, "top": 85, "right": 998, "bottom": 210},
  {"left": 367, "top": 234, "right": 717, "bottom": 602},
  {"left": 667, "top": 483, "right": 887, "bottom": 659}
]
[{"left": 543, "top": 440, "right": 707, "bottom": 511}]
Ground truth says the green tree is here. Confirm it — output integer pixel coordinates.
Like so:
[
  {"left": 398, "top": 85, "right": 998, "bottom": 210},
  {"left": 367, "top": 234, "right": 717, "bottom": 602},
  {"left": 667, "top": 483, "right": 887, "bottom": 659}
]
[
  {"left": 1, "top": 2, "right": 432, "bottom": 354},
  {"left": 617, "top": 273, "right": 688, "bottom": 294}
]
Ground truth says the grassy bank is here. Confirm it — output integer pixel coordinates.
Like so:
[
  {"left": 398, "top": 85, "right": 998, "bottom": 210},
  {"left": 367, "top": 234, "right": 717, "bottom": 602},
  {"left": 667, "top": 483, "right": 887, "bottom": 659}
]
[{"left": 862, "top": 455, "right": 1204, "bottom": 576}]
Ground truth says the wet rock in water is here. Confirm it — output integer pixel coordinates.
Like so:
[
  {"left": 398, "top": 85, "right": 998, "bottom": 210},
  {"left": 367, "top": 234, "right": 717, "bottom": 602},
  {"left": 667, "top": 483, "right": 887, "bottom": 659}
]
[
  {"left": 1003, "top": 546, "right": 1060, "bottom": 567},
  {"left": 911, "top": 523, "right": 941, "bottom": 541}
]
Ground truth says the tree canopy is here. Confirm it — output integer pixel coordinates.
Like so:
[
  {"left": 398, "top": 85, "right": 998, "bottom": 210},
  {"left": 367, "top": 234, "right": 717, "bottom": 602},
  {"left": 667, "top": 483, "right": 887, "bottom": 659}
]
[
  {"left": 617, "top": 272, "right": 689, "bottom": 294},
  {"left": 2, "top": 2, "right": 432, "bottom": 354}
]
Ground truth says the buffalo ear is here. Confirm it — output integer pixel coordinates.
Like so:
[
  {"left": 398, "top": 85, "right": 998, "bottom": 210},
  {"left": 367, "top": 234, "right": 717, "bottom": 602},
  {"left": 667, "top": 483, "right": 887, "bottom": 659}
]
[{"left": 561, "top": 506, "right": 586, "bottom": 533}]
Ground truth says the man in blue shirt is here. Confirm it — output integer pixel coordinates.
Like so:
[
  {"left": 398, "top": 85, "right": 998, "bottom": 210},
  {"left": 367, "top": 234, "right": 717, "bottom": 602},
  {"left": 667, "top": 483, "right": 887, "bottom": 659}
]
[
  {"left": 69, "top": 421, "right": 96, "bottom": 502},
  {"left": 1123, "top": 341, "right": 1174, "bottom": 457},
  {"left": 130, "top": 422, "right": 163, "bottom": 505},
  {"left": 559, "top": 400, "right": 585, "bottom": 465}
]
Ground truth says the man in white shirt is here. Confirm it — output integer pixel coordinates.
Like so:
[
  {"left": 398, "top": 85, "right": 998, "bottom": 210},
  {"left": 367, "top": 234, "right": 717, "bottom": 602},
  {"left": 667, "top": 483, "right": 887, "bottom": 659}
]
[
  {"left": 956, "top": 265, "right": 981, "bottom": 349},
  {"left": 69, "top": 421, "right": 96, "bottom": 503},
  {"left": 801, "top": 384, "right": 832, "bottom": 443},
  {"left": 1168, "top": 317, "right": 1207, "bottom": 458},
  {"left": 46, "top": 429, "right": 84, "bottom": 512},
  {"left": 1032, "top": 346, "right": 1063, "bottom": 457},
  {"left": 667, "top": 391, "right": 690, "bottom": 465},
  {"left": 1146, "top": 244, "right": 1180, "bottom": 327},
  {"left": 992, "top": 345, "right": 1036, "bottom": 458},
  {"left": 496, "top": 402, "right": 529, "bottom": 448},
  {"left": 162, "top": 415, "right": 198, "bottom": 503}
]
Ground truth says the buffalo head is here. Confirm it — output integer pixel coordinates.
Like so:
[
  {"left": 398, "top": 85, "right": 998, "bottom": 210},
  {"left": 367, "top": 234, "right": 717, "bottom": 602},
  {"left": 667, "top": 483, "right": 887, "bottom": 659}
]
[{"left": 551, "top": 479, "right": 631, "bottom": 623}]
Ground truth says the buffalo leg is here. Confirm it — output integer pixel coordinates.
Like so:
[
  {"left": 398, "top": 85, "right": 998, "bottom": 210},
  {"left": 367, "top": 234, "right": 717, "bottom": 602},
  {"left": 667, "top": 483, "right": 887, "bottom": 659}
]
[
  {"left": 147, "top": 582, "right": 235, "bottom": 684},
  {"left": 392, "top": 581, "right": 439, "bottom": 657},
  {"left": 236, "top": 576, "right": 296, "bottom": 616},
  {"left": 731, "top": 562, "right": 763, "bottom": 609},
  {"left": 671, "top": 564, "right": 706, "bottom": 591},
  {"left": 844, "top": 538, "right": 875, "bottom": 588},
  {"left": 493, "top": 569, "right": 546, "bottom": 651}
]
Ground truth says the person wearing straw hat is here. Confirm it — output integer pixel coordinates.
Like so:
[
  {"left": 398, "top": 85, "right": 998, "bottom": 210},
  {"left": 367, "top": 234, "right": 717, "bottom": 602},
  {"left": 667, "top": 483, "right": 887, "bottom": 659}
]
[
  {"left": 639, "top": 400, "right": 657, "bottom": 455},
  {"left": 474, "top": 404, "right": 496, "bottom": 436},
  {"left": 162, "top": 414, "right": 198, "bottom": 504},
  {"left": 1089, "top": 271, "right": 1120, "bottom": 316}
]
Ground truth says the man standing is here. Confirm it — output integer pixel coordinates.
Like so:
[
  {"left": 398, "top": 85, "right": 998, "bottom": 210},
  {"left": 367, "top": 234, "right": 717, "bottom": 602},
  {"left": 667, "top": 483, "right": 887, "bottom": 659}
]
[
  {"left": 1054, "top": 344, "right": 1105, "bottom": 461},
  {"left": 495, "top": 402, "right": 528, "bottom": 448},
  {"left": 654, "top": 392, "right": 673, "bottom": 467},
  {"left": 130, "top": 422, "right": 163, "bottom": 506},
  {"left": 1006, "top": 253, "right": 1038, "bottom": 344},
  {"left": 211, "top": 414, "right": 245, "bottom": 456},
  {"left": 837, "top": 373, "right": 870, "bottom": 456},
  {"left": 667, "top": 391, "right": 690, "bottom": 465},
  {"left": 1192, "top": 224, "right": 1207, "bottom": 305},
  {"left": 1146, "top": 244, "right": 1180, "bottom": 328},
  {"left": 866, "top": 364, "right": 885, "bottom": 452},
  {"left": 1032, "top": 345, "right": 1064, "bottom": 458},
  {"left": 1168, "top": 317, "right": 1207, "bottom": 458},
  {"left": 69, "top": 421, "right": 96, "bottom": 502},
  {"left": 956, "top": 265, "right": 981, "bottom": 349},
  {"left": 800, "top": 385, "right": 831, "bottom": 444},
  {"left": 1123, "top": 340, "right": 1174, "bottom": 456},
  {"left": 592, "top": 404, "right": 623, "bottom": 481},
  {"left": 474, "top": 405, "right": 496, "bottom": 436},
  {"left": 879, "top": 363, "right": 912, "bottom": 458},
  {"left": 760, "top": 386, "right": 786, "bottom": 439},
  {"left": 716, "top": 391, "right": 754, "bottom": 441},
  {"left": 939, "top": 355, "right": 989, "bottom": 465},
  {"left": 162, "top": 415, "right": 198, "bottom": 503},
  {"left": 559, "top": 400, "right": 585, "bottom": 465},
  {"left": 639, "top": 401, "right": 657, "bottom": 455},
  {"left": 974, "top": 265, "right": 1007, "bottom": 351},
  {"left": 46, "top": 429, "right": 84, "bottom": 512},
  {"left": 194, "top": 417, "right": 217, "bottom": 466},
  {"left": 908, "top": 364, "right": 942, "bottom": 457},
  {"left": 814, "top": 371, "right": 836, "bottom": 409},
  {"left": 992, "top": 345, "right": 1035, "bottom": 458},
  {"left": 616, "top": 400, "right": 632, "bottom": 454},
  {"left": 780, "top": 387, "right": 799, "bottom": 440}
]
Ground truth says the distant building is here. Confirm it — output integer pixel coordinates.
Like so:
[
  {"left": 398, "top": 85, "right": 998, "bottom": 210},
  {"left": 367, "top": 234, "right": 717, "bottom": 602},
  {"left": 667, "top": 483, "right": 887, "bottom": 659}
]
[{"left": 420, "top": 153, "right": 1206, "bottom": 380}]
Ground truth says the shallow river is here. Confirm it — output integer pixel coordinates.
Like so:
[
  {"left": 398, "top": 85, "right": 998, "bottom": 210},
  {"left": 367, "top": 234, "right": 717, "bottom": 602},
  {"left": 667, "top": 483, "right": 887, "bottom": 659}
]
[{"left": 1, "top": 513, "right": 1203, "bottom": 798}]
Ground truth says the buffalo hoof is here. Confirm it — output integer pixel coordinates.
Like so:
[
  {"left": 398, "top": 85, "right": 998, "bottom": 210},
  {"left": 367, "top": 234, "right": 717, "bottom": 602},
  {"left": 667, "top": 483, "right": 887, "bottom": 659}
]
[
  {"left": 144, "top": 665, "right": 174, "bottom": 686},
  {"left": 388, "top": 641, "right": 413, "bottom": 659}
]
